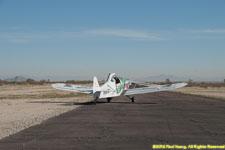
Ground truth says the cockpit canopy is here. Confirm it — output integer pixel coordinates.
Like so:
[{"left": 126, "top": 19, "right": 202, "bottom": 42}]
[{"left": 106, "top": 73, "right": 121, "bottom": 84}]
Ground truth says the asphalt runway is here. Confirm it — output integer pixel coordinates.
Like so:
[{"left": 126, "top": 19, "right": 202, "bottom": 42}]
[{"left": 0, "top": 92, "right": 225, "bottom": 150}]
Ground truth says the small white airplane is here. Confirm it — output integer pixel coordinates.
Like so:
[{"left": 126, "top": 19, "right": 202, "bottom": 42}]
[{"left": 52, "top": 73, "right": 187, "bottom": 103}]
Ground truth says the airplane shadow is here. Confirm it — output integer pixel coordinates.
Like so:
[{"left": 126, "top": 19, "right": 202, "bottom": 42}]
[
  {"left": 27, "top": 101, "right": 96, "bottom": 106},
  {"left": 27, "top": 100, "right": 157, "bottom": 105},
  {"left": 97, "top": 101, "right": 158, "bottom": 105}
]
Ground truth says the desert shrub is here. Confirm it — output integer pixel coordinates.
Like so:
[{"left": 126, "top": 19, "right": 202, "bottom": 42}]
[
  {"left": 187, "top": 82, "right": 225, "bottom": 88},
  {"left": 66, "top": 80, "right": 92, "bottom": 84},
  {"left": 40, "top": 80, "right": 47, "bottom": 85},
  {"left": 16, "top": 81, "right": 27, "bottom": 85},
  {"left": 26, "top": 78, "right": 37, "bottom": 84},
  {"left": 0, "top": 80, "right": 9, "bottom": 86},
  {"left": 0, "top": 80, "right": 3, "bottom": 86},
  {"left": 188, "top": 79, "right": 193, "bottom": 84},
  {"left": 165, "top": 78, "right": 171, "bottom": 84}
]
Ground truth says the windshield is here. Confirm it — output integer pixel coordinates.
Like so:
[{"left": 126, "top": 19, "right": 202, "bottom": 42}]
[{"left": 106, "top": 73, "right": 111, "bottom": 82}]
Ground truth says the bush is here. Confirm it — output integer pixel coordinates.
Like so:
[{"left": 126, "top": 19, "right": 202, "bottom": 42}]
[
  {"left": 188, "top": 79, "right": 193, "bottom": 84},
  {"left": 0, "top": 80, "right": 3, "bottom": 86},
  {"left": 165, "top": 78, "right": 171, "bottom": 84},
  {"left": 40, "top": 80, "right": 47, "bottom": 85},
  {"left": 26, "top": 78, "right": 37, "bottom": 84},
  {"left": 66, "top": 80, "right": 92, "bottom": 84}
]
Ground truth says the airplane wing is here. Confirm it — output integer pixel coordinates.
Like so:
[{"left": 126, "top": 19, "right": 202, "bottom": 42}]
[
  {"left": 51, "top": 83, "right": 93, "bottom": 94},
  {"left": 124, "top": 83, "right": 187, "bottom": 96}
]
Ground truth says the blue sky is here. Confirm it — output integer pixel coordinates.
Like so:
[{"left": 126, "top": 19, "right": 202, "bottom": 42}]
[{"left": 0, "top": 0, "right": 225, "bottom": 81}]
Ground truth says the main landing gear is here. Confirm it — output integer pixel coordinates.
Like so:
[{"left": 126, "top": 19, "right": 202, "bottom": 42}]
[
  {"left": 107, "top": 97, "right": 112, "bottom": 103},
  {"left": 94, "top": 98, "right": 97, "bottom": 104},
  {"left": 126, "top": 96, "right": 135, "bottom": 103}
]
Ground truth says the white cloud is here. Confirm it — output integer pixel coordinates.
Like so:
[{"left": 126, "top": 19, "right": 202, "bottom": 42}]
[
  {"left": 0, "top": 31, "right": 80, "bottom": 43},
  {"left": 190, "top": 29, "right": 225, "bottom": 33},
  {"left": 85, "top": 29, "right": 160, "bottom": 40},
  {"left": 0, "top": 29, "right": 161, "bottom": 43},
  {"left": 0, "top": 33, "right": 29, "bottom": 43}
]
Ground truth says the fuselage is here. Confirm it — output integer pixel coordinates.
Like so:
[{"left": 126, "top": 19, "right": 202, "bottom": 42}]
[{"left": 98, "top": 73, "right": 132, "bottom": 99}]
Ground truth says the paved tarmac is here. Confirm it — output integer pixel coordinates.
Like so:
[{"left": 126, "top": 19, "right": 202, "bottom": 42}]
[{"left": 0, "top": 92, "right": 225, "bottom": 150}]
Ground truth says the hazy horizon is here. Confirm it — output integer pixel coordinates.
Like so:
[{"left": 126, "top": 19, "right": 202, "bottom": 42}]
[{"left": 1, "top": 74, "right": 225, "bottom": 82}]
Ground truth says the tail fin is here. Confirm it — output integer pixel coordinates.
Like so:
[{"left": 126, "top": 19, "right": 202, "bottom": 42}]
[{"left": 93, "top": 76, "right": 100, "bottom": 93}]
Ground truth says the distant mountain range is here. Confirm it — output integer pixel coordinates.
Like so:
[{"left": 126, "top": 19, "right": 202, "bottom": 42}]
[
  {"left": 137, "top": 74, "right": 225, "bottom": 82},
  {"left": 5, "top": 76, "right": 26, "bottom": 82},
  {"left": 138, "top": 74, "right": 188, "bottom": 82}
]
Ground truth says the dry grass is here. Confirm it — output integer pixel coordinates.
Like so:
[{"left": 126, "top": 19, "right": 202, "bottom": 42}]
[
  {"left": 173, "top": 86, "right": 225, "bottom": 100},
  {"left": 0, "top": 92, "right": 88, "bottom": 100},
  {"left": 0, "top": 80, "right": 93, "bottom": 86},
  {"left": 186, "top": 82, "right": 225, "bottom": 88},
  {"left": 0, "top": 84, "right": 92, "bottom": 100}
]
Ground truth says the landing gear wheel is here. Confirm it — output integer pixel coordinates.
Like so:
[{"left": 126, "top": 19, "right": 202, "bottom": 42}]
[
  {"left": 126, "top": 96, "right": 135, "bottom": 103},
  {"left": 107, "top": 98, "right": 112, "bottom": 103},
  {"left": 131, "top": 97, "right": 135, "bottom": 103}
]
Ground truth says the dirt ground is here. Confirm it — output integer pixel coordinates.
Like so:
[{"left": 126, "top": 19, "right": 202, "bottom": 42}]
[
  {"left": 173, "top": 86, "right": 225, "bottom": 100},
  {"left": 0, "top": 84, "right": 92, "bottom": 140}
]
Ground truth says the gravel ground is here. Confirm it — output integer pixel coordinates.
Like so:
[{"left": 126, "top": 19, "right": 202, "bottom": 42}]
[{"left": 0, "top": 84, "right": 92, "bottom": 140}]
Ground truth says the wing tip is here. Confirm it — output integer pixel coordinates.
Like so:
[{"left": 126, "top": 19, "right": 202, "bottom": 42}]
[{"left": 175, "top": 82, "right": 188, "bottom": 88}]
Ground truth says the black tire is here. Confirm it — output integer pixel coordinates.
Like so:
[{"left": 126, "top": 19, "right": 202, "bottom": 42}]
[{"left": 107, "top": 98, "right": 112, "bottom": 103}]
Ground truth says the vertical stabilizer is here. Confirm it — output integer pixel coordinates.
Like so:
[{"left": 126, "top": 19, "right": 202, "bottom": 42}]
[
  {"left": 93, "top": 77, "right": 100, "bottom": 93},
  {"left": 93, "top": 77, "right": 101, "bottom": 100}
]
